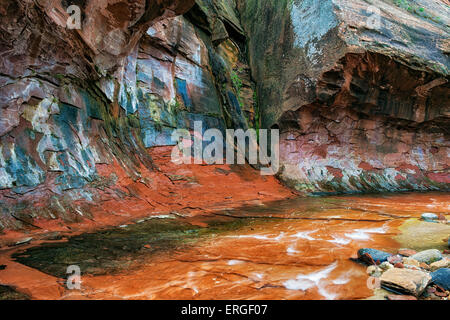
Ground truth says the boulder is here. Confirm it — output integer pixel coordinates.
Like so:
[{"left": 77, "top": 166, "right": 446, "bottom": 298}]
[
  {"left": 380, "top": 268, "right": 431, "bottom": 297},
  {"left": 411, "top": 249, "right": 443, "bottom": 264},
  {"left": 431, "top": 268, "right": 450, "bottom": 291},
  {"left": 358, "top": 248, "right": 392, "bottom": 264}
]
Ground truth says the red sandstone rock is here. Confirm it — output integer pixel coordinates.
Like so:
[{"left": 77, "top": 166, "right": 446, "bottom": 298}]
[
  {"left": 398, "top": 249, "right": 417, "bottom": 257},
  {"left": 386, "top": 295, "right": 417, "bottom": 301}
]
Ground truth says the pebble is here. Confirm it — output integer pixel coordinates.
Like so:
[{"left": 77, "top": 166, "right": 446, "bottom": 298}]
[
  {"left": 402, "top": 257, "right": 421, "bottom": 268},
  {"left": 379, "top": 262, "right": 394, "bottom": 271},
  {"left": 398, "top": 249, "right": 417, "bottom": 257},
  {"left": 367, "top": 265, "right": 382, "bottom": 277},
  {"left": 420, "top": 263, "right": 430, "bottom": 271},
  {"left": 14, "top": 237, "right": 33, "bottom": 246},
  {"left": 388, "top": 255, "right": 403, "bottom": 265},
  {"left": 430, "top": 258, "right": 450, "bottom": 272}
]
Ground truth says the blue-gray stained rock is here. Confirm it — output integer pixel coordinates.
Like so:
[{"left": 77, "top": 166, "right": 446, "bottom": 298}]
[
  {"left": 411, "top": 249, "right": 443, "bottom": 265},
  {"left": 431, "top": 268, "right": 450, "bottom": 291},
  {"left": 357, "top": 248, "right": 392, "bottom": 264},
  {"left": 421, "top": 213, "right": 439, "bottom": 222}
]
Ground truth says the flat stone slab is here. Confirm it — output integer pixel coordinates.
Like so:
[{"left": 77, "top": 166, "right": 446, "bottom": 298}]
[
  {"left": 380, "top": 268, "right": 431, "bottom": 297},
  {"left": 396, "top": 220, "right": 450, "bottom": 252}
]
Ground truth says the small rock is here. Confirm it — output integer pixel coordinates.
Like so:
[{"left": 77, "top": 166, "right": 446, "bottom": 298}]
[
  {"left": 14, "top": 237, "right": 33, "bottom": 246},
  {"left": 420, "top": 263, "right": 430, "bottom": 271},
  {"left": 143, "top": 244, "right": 151, "bottom": 249},
  {"left": 411, "top": 249, "right": 443, "bottom": 264},
  {"left": 427, "top": 286, "right": 436, "bottom": 294},
  {"left": 438, "top": 214, "right": 446, "bottom": 221},
  {"left": 358, "top": 248, "right": 392, "bottom": 265},
  {"left": 398, "top": 249, "right": 417, "bottom": 257},
  {"left": 394, "top": 263, "right": 405, "bottom": 269},
  {"left": 421, "top": 213, "right": 438, "bottom": 222},
  {"left": 388, "top": 255, "right": 403, "bottom": 265},
  {"left": 431, "top": 268, "right": 450, "bottom": 290},
  {"left": 380, "top": 268, "right": 431, "bottom": 297},
  {"left": 386, "top": 294, "right": 417, "bottom": 301},
  {"left": 367, "top": 265, "right": 382, "bottom": 277},
  {"left": 402, "top": 257, "right": 421, "bottom": 268},
  {"left": 434, "top": 290, "right": 449, "bottom": 298},
  {"left": 430, "top": 258, "right": 450, "bottom": 272},
  {"left": 380, "top": 262, "right": 394, "bottom": 271}
]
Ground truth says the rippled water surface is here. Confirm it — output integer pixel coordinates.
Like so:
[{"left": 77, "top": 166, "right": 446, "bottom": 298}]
[{"left": 6, "top": 192, "right": 450, "bottom": 300}]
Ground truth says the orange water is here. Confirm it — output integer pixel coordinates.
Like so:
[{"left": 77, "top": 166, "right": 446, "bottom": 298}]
[{"left": 1, "top": 192, "right": 449, "bottom": 300}]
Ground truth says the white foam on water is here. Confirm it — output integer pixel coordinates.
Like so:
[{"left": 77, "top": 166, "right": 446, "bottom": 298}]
[
  {"left": 286, "top": 243, "right": 301, "bottom": 255},
  {"left": 318, "top": 284, "right": 338, "bottom": 300},
  {"left": 228, "top": 260, "right": 244, "bottom": 266},
  {"left": 344, "top": 226, "right": 387, "bottom": 240},
  {"left": 283, "top": 261, "right": 338, "bottom": 292},
  {"left": 253, "top": 273, "right": 264, "bottom": 280},
  {"left": 327, "top": 236, "right": 351, "bottom": 245},
  {"left": 332, "top": 273, "right": 351, "bottom": 285},
  {"left": 344, "top": 230, "right": 370, "bottom": 240},
  {"left": 227, "top": 232, "right": 285, "bottom": 241},
  {"left": 274, "top": 232, "right": 285, "bottom": 241},
  {"left": 291, "top": 230, "right": 318, "bottom": 241}
]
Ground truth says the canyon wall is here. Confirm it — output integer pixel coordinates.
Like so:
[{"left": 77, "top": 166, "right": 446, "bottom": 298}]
[
  {"left": 238, "top": 0, "right": 449, "bottom": 194},
  {"left": 0, "top": 0, "right": 257, "bottom": 229},
  {"left": 0, "top": 0, "right": 449, "bottom": 230}
]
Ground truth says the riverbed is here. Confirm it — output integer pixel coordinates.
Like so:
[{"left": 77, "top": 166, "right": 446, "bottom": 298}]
[{"left": 0, "top": 192, "right": 449, "bottom": 300}]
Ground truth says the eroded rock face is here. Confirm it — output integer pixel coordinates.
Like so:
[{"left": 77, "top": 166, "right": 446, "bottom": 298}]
[
  {"left": 238, "top": 0, "right": 449, "bottom": 193},
  {"left": 0, "top": 0, "right": 259, "bottom": 230},
  {"left": 0, "top": 0, "right": 449, "bottom": 230}
]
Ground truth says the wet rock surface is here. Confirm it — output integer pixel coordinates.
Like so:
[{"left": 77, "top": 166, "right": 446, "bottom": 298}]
[
  {"left": 411, "top": 249, "right": 443, "bottom": 264},
  {"left": 380, "top": 268, "right": 431, "bottom": 297},
  {"left": 0, "top": 285, "right": 30, "bottom": 300},
  {"left": 0, "top": 0, "right": 259, "bottom": 229},
  {"left": 0, "top": 192, "right": 447, "bottom": 300},
  {"left": 238, "top": 0, "right": 450, "bottom": 194},
  {"left": 357, "top": 248, "right": 392, "bottom": 264},
  {"left": 0, "top": 0, "right": 449, "bottom": 302},
  {"left": 431, "top": 268, "right": 450, "bottom": 291}
]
